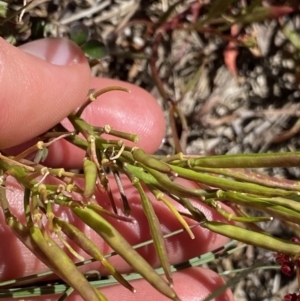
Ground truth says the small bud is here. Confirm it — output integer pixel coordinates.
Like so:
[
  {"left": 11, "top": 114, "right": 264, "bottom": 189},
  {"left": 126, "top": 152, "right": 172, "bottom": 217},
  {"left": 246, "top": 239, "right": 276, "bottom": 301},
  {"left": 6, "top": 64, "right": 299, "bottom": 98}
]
[{"left": 281, "top": 262, "right": 295, "bottom": 276}]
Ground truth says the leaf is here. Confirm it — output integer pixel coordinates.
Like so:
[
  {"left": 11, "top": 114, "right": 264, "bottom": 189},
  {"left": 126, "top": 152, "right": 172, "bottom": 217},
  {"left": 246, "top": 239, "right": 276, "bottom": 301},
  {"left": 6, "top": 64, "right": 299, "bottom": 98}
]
[
  {"left": 0, "top": 1, "right": 8, "bottom": 19},
  {"left": 81, "top": 39, "right": 108, "bottom": 59},
  {"left": 69, "top": 22, "right": 90, "bottom": 46},
  {"left": 30, "top": 17, "right": 46, "bottom": 40}
]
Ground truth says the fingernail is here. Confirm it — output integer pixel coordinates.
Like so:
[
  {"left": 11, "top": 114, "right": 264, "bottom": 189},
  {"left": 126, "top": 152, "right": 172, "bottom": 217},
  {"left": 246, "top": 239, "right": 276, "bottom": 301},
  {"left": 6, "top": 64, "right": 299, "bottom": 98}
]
[{"left": 19, "top": 38, "right": 83, "bottom": 66}]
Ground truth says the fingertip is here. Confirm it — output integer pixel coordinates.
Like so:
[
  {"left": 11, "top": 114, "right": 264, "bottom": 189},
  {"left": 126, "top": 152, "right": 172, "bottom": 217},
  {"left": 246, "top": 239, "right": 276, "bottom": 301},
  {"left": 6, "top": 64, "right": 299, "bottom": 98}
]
[{"left": 0, "top": 38, "right": 90, "bottom": 149}]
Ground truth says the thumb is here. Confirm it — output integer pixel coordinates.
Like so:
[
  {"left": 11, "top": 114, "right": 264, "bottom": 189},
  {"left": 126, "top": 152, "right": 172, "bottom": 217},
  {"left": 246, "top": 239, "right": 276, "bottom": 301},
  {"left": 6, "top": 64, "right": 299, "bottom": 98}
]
[{"left": 0, "top": 38, "right": 90, "bottom": 148}]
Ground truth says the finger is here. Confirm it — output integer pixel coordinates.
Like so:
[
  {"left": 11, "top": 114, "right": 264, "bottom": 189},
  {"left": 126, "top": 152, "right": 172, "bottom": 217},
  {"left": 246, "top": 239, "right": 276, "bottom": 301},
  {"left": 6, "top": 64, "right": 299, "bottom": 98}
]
[
  {"left": 42, "top": 77, "right": 165, "bottom": 168},
  {"left": 0, "top": 176, "right": 232, "bottom": 281},
  {"left": 4, "top": 77, "right": 166, "bottom": 168},
  {"left": 96, "top": 267, "right": 234, "bottom": 301},
  {"left": 0, "top": 38, "right": 90, "bottom": 149}
]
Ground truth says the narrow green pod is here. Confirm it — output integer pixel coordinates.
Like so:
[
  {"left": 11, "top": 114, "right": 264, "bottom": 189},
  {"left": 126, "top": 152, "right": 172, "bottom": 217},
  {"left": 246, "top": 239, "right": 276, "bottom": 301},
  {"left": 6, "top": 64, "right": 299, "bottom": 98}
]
[
  {"left": 102, "top": 125, "right": 139, "bottom": 143},
  {"left": 192, "top": 166, "right": 300, "bottom": 191},
  {"left": 203, "top": 221, "right": 300, "bottom": 256},
  {"left": 133, "top": 180, "right": 173, "bottom": 285},
  {"left": 8, "top": 217, "right": 48, "bottom": 263},
  {"left": 181, "top": 151, "right": 300, "bottom": 168},
  {"left": 209, "top": 199, "right": 272, "bottom": 222},
  {"left": 123, "top": 163, "right": 208, "bottom": 201},
  {"left": 217, "top": 191, "right": 300, "bottom": 224},
  {"left": 72, "top": 206, "right": 181, "bottom": 301},
  {"left": 261, "top": 196, "right": 300, "bottom": 213},
  {"left": 132, "top": 148, "right": 174, "bottom": 175},
  {"left": 7, "top": 216, "right": 72, "bottom": 286},
  {"left": 83, "top": 158, "right": 98, "bottom": 198},
  {"left": 145, "top": 166, "right": 206, "bottom": 199},
  {"left": 171, "top": 165, "right": 296, "bottom": 197},
  {"left": 29, "top": 225, "right": 107, "bottom": 301},
  {"left": 53, "top": 217, "right": 135, "bottom": 293}
]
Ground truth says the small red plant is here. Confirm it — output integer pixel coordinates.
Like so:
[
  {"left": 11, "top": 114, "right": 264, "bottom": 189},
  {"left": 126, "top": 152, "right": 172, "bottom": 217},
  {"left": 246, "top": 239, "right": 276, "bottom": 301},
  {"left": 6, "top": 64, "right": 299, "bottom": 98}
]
[{"left": 276, "top": 238, "right": 300, "bottom": 300}]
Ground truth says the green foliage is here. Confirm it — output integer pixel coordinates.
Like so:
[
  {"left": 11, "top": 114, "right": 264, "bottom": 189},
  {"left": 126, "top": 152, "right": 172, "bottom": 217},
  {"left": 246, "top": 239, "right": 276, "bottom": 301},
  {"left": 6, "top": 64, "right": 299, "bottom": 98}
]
[
  {"left": 69, "top": 23, "right": 108, "bottom": 59},
  {"left": 81, "top": 39, "right": 107, "bottom": 59},
  {"left": 69, "top": 22, "right": 90, "bottom": 46}
]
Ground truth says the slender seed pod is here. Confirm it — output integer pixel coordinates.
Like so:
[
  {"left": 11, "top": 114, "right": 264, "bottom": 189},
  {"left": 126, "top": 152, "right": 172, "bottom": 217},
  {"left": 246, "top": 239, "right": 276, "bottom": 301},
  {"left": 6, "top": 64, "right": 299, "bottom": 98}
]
[
  {"left": 191, "top": 166, "right": 300, "bottom": 191},
  {"left": 132, "top": 147, "right": 175, "bottom": 175},
  {"left": 145, "top": 166, "right": 205, "bottom": 199},
  {"left": 171, "top": 165, "right": 295, "bottom": 197},
  {"left": 8, "top": 217, "right": 52, "bottom": 266},
  {"left": 217, "top": 191, "right": 300, "bottom": 224},
  {"left": 123, "top": 163, "right": 206, "bottom": 200},
  {"left": 7, "top": 216, "right": 73, "bottom": 287},
  {"left": 83, "top": 158, "right": 98, "bottom": 198},
  {"left": 101, "top": 125, "right": 139, "bottom": 143},
  {"left": 53, "top": 217, "right": 135, "bottom": 293},
  {"left": 72, "top": 205, "right": 181, "bottom": 301},
  {"left": 133, "top": 180, "right": 173, "bottom": 285},
  {"left": 203, "top": 221, "right": 300, "bottom": 256},
  {"left": 184, "top": 151, "right": 300, "bottom": 169},
  {"left": 29, "top": 225, "right": 108, "bottom": 301}
]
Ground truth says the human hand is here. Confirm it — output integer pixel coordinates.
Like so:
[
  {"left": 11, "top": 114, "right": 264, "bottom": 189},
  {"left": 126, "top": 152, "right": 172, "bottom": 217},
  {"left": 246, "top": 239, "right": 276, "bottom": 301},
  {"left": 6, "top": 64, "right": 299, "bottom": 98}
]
[{"left": 0, "top": 37, "right": 234, "bottom": 301}]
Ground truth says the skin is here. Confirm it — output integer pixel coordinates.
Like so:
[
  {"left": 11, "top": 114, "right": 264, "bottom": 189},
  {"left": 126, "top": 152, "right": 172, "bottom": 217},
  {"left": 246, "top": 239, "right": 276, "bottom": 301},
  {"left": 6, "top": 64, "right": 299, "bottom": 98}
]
[{"left": 0, "top": 38, "right": 234, "bottom": 301}]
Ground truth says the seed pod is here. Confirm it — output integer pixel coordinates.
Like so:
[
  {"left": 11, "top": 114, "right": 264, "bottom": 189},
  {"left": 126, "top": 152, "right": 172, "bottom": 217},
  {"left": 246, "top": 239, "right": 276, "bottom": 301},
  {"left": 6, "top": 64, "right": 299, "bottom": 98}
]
[
  {"left": 72, "top": 205, "right": 181, "bottom": 301},
  {"left": 8, "top": 216, "right": 54, "bottom": 271},
  {"left": 102, "top": 125, "right": 139, "bottom": 143},
  {"left": 83, "top": 158, "right": 98, "bottom": 198},
  {"left": 53, "top": 217, "right": 135, "bottom": 293},
  {"left": 29, "top": 225, "right": 107, "bottom": 301},
  {"left": 133, "top": 180, "right": 172, "bottom": 285},
  {"left": 217, "top": 191, "right": 300, "bottom": 224},
  {"left": 171, "top": 164, "right": 293, "bottom": 197},
  {"left": 203, "top": 221, "right": 300, "bottom": 256},
  {"left": 186, "top": 152, "right": 300, "bottom": 169},
  {"left": 132, "top": 147, "right": 174, "bottom": 175}
]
